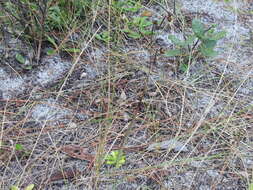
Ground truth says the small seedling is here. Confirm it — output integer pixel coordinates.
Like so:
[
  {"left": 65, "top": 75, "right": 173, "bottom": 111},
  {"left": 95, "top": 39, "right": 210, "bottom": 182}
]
[
  {"left": 192, "top": 19, "right": 226, "bottom": 57},
  {"left": 14, "top": 143, "right": 31, "bottom": 158},
  {"left": 165, "top": 18, "right": 226, "bottom": 72},
  {"left": 166, "top": 19, "right": 226, "bottom": 57},
  {"left": 105, "top": 150, "right": 126, "bottom": 168}
]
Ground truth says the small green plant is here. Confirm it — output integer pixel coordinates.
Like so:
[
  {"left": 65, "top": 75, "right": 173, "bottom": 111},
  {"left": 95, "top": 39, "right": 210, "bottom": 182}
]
[
  {"left": 95, "top": 31, "right": 112, "bottom": 43},
  {"left": 165, "top": 18, "right": 226, "bottom": 71},
  {"left": 14, "top": 143, "right": 31, "bottom": 159},
  {"left": 112, "top": 0, "right": 142, "bottom": 13},
  {"left": 2, "top": 0, "right": 90, "bottom": 59},
  {"left": 10, "top": 184, "right": 34, "bottom": 190},
  {"left": 15, "top": 144, "right": 24, "bottom": 151},
  {"left": 45, "top": 0, "right": 88, "bottom": 31},
  {"left": 123, "top": 16, "right": 153, "bottom": 39},
  {"left": 105, "top": 150, "right": 126, "bottom": 168}
]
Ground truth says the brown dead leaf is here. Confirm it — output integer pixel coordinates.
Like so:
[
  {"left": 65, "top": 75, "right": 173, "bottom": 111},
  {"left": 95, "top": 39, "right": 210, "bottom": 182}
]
[
  {"left": 60, "top": 145, "right": 94, "bottom": 162},
  {"left": 141, "top": 10, "right": 153, "bottom": 17}
]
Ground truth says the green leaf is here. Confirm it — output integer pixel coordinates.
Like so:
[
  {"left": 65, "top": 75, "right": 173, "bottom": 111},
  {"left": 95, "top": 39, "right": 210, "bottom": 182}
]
[
  {"left": 46, "top": 35, "right": 57, "bottom": 48},
  {"left": 10, "top": 185, "right": 20, "bottom": 190},
  {"left": 46, "top": 49, "right": 56, "bottom": 55},
  {"left": 24, "top": 184, "right": 35, "bottom": 190},
  {"left": 15, "top": 144, "right": 23, "bottom": 151},
  {"left": 202, "top": 39, "right": 217, "bottom": 49},
  {"left": 15, "top": 53, "right": 26, "bottom": 64},
  {"left": 95, "top": 34, "right": 103, "bottom": 41},
  {"left": 249, "top": 183, "right": 253, "bottom": 190},
  {"left": 95, "top": 31, "right": 111, "bottom": 42},
  {"left": 24, "top": 65, "right": 33, "bottom": 70},
  {"left": 139, "top": 17, "right": 152, "bottom": 28},
  {"left": 192, "top": 19, "right": 205, "bottom": 38},
  {"left": 179, "top": 63, "right": 189, "bottom": 72},
  {"left": 165, "top": 49, "right": 182, "bottom": 57},
  {"left": 126, "top": 31, "right": 142, "bottom": 39},
  {"left": 200, "top": 46, "right": 218, "bottom": 57},
  {"left": 64, "top": 48, "right": 81, "bottom": 53},
  {"left": 168, "top": 35, "right": 196, "bottom": 47},
  {"left": 29, "top": 3, "right": 38, "bottom": 11}
]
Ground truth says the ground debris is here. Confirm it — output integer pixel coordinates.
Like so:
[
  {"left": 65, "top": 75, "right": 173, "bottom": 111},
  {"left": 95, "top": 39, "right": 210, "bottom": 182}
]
[{"left": 147, "top": 139, "right": 189, "bottom": 152}]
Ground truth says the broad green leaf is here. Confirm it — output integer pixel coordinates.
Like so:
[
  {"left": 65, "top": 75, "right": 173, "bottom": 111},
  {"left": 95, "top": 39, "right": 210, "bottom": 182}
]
[
  {"left": 15, "top": 53, "right": 26, "bottom": 64},
  {"left": 24, "top": 184, "right": 35, "bottom": 190},
  {"left": 165, "top": 49, "right": 182, "bottom": 57},
  {"left": 192, "top": 19, "right": 205, "bottom": 38},
  {"left": 202, "top": 39, "right": 217, "bottom": 49},
  {"left": 200, "top": 46, "right": 218, "bottom": 57},
  {"left": 168, "top": 35, "right": 196, "bottom": 47}
]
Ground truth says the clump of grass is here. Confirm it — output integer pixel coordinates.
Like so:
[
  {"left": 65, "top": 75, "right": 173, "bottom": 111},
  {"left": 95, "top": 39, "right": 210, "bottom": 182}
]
[{"left": 1, "top": 0, "right": 93, "bottom": 60}]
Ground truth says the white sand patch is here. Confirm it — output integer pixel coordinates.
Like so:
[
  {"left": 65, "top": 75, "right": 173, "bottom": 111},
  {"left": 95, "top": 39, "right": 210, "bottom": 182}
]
[
  {"left": 0, "top": 68, "right": 26, "bottom": 100},
  {"left": 35, "top": 56, "right": 71, "bottom": 86},
  {"left": 179, "top": 0, "right": 236, "bottom": 21},
  {"left": 31, "top": 99, "right": 71, "bottom": 122}
]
